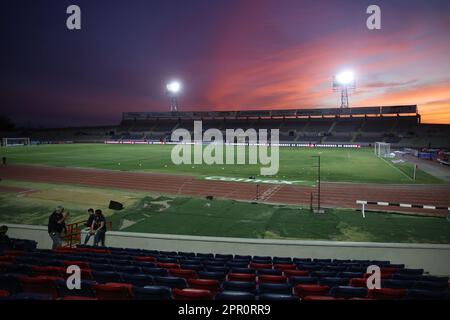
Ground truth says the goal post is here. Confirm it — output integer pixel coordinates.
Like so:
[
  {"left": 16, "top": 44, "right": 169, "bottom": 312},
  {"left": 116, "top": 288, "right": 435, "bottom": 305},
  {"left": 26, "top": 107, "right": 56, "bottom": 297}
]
[
  {"left": 1, "top": 137, "right": 31, "bottom": 147},
  {"left": 374, "top": 142, "right": 391, "bottom": 158}
]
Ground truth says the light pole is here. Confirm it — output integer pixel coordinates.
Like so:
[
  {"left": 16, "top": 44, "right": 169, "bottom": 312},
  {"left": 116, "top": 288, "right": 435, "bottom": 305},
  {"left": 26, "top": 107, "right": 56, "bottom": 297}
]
[
  {"left": 166, "top": 81, "right": 181, "bottom": 112},
  {"left": 333, "top": 70, "right": 355, "bottom": 109},
  {"left": 312, "top": 155, "right": 323, "bottom": 213}
]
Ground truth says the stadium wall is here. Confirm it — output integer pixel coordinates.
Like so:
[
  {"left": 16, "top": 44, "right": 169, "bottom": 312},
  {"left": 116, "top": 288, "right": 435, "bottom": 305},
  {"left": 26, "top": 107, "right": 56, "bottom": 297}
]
[{"left": 5, "top": 223, "right": 450, "bottom": 276}]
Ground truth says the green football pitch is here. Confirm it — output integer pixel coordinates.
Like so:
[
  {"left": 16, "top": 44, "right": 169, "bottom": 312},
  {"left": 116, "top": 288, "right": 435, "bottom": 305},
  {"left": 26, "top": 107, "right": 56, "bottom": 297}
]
[
  {"left": 0, "top": 180, "right": 449, "bottom": 244},
  {"left": 1, "top": 143, "right": 444, "bottom": 184}
]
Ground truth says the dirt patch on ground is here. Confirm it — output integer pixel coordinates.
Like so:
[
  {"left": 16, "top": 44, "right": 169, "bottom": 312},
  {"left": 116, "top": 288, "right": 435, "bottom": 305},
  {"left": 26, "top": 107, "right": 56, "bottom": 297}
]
[
  {"left": 24, "top": 188, "right": 135, "bottom": 207},
  {"left": 0, "top": 185, "right": 33, "bottom": 194},
  {"left": 150, "top": 200, "right": 171, "bottom": 211}
]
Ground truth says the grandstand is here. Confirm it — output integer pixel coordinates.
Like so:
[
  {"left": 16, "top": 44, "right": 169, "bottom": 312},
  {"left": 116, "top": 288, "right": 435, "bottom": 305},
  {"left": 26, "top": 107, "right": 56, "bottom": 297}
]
[
  {"left": 5, "top": 105, "right": 449, "bottom": 149},
  {"left": 0, "top": 242, "right": 449, "bottom": 300}
]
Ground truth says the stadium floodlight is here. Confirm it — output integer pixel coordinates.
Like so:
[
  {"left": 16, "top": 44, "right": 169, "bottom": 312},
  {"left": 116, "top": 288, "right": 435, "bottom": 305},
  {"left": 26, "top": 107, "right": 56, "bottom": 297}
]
[
  {"left": 335, "top": 70, "right": 355, "bottom": 86},
  {"left": 166, "top": 81, "right": 181, "bottom": 94},
  {"left": 333, "top": 69, "right": 356, "bottom": 109},
  {"left": 166, "top": 81, "right": 181, "bottom": 112}
]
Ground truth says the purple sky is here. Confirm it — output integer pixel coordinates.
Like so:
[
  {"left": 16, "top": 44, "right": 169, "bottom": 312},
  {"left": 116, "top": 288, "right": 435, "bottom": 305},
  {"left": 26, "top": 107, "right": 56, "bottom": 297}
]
[{"left": 1, "top": 0, "right": 450, "bottom": 127}]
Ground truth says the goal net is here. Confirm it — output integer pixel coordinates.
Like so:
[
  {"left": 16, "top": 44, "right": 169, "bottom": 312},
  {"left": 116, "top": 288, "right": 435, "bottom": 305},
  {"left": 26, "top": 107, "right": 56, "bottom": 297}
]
[
  {"left": 1, "top": 137, "right": 31, "bottom": 147},
  {"left": 374, "top": 142, "right": 391, "bottom": 158}
]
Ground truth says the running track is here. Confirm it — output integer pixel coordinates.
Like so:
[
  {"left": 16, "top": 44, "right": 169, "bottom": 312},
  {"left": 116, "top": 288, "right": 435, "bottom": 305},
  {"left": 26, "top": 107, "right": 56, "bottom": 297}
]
[{"left": 1, "top": 165, "right": 449, "bottom": 217}]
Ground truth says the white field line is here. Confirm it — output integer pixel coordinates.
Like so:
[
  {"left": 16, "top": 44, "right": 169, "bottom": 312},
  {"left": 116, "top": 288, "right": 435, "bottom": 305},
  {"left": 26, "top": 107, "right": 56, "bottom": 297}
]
[{"left": 378, "top": 156, "right": 413, "bottom": 181}]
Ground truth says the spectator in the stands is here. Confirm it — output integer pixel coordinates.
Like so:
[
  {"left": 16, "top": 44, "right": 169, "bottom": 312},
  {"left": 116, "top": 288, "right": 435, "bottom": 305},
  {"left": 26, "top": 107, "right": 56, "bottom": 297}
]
[
  {"left": 92, "top": 209, "right": 107, "bottom": 247},
  {"left": 83, "top": 208, "right": 95, "bottom": 245},
  {"left": 48, "top": 206, "right": 69, "bottom": 249},
  {"left": 0, "top": 225, "right": 12, "bottom": 249},
  {"left": 2, "top": 157, "right": 6, "bottom": 165}
]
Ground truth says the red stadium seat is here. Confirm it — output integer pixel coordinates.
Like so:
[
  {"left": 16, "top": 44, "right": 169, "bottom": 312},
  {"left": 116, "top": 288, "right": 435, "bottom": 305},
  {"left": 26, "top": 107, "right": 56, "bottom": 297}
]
[
  {"left": 172, "top": 288, "right": 213, "bottom": 300},
  {"left": 157, "top": 262, "right": 180, "bottom": 269},
  {"left": 349, "top": 278, "right": 367, "bottom": 287},
  {"left": 295, "top": 284, "right": 330, "bottom": 298},
  {"left": 302, "top": 295, "right": 344, "bottom": 301},
  {"left": 283, "top": 270, "right": 309, "bottom": 277},
  {"left": 134, "top": 256, "right": 157, "bottom": 263},
  {"left": 18, "top": 275, "right": 62, "bottom": 299},
  {"left": 274, "top": 264, "right": 296, "bottom": 271},
  {"left": 4, "top": 250, "right": 24, "bottom": 257},
  {"left": 62, "top": 296, "right": 98, "bottom": 300},
  {"left": 0, "top": 290, "right": 10, "bottom": 297},
  {"left": 187, "top": 279, "right": 220, "bottom": 293},
  {"left": 368, "top": 288, "right": 406, "bottom": 300},
  {"left": 169, "top": 268, "right": 197, "bottom": 279},
  {"left": 0, "top": 256, "right": 15, "bottom": 263},
  {"left": 228, "top": 273, "right": 257, "bottom": 282},
  {"left": 250, "top": 262, "right": 272, "bottom": 270},
  {"left": 258, "top": 275, "right": 287, "bottom": 284},
  {"left": 32, "top": 266, "right": 65, "bottom": 278},
  {"left": 92, "top": 283, "right": 132, "bottom": 300}
]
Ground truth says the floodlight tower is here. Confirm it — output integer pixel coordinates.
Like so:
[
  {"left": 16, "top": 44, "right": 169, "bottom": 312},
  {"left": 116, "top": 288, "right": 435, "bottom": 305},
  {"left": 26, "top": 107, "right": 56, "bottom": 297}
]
[
  {"left": 333, "top": 70, "right": 355, "bottom": 109},
  {"left": 166, "top": 81, "right": 181, "bottom": 112}
]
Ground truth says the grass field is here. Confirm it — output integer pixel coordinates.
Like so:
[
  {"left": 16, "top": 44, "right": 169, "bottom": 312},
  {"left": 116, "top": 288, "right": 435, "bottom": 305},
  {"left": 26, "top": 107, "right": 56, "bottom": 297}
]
[
  {"left": 1, "top": 144, "right": 444, "bottom": 184},
  {"left": 0, "top": 180, "right": 449, "bottom": 244}
]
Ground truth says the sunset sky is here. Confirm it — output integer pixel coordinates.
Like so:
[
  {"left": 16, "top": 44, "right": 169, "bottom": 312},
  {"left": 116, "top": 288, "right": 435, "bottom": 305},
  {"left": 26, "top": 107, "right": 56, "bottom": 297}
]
[{"left": 1, "top": 0, "right": 450, "bottom": 127}]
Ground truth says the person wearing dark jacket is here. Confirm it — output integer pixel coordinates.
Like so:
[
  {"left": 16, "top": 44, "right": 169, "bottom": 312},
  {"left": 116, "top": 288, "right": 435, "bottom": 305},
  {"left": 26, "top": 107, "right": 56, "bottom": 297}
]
[
  {"left": 48, "top": 206, "right": 69, "bottom": 249},
  {"left": 92, "top": 209, "right": 107, "bottom": 247},
  {"left": 83, "top": 208, "right": 95, "bottom": 245}
]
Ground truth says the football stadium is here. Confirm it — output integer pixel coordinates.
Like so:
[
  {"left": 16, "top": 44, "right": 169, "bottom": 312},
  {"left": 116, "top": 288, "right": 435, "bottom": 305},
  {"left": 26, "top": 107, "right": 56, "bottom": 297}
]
[{"left": 1, "top": 0, "right": 450, "bottom": 307}]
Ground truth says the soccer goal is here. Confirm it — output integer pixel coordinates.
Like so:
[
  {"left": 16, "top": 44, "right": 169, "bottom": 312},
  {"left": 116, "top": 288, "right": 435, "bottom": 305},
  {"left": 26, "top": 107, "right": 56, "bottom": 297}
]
[
  {"left": 374, "top": 142, "right": 391, "bottom": 158},
  {"left": 1, "top": 137, "right": 31, "bottom": 147}
]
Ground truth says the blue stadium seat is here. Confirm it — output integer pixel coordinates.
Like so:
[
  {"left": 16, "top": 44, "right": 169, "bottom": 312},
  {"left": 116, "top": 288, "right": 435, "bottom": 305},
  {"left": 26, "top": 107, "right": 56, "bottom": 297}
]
[
  {"left": 205, "top": 266, "right": 229, "bottom": 273},
  {"left": 197, "top": 271, "right": 226, "bottom": 281},
  {"left": 257, "top": 269, "right": 282, "bottom": 276},
  {"left": 197, "top": 253, "right": 214, "bottom": 259},
  {"left": 141, "top": 267, "right": 169, "bottom": 277},
  {"left": 55, "top": 279, "right": 96, "bottom": 298},
  {"left": 296, "top": 264, "right": 322, "bottom": 272},
  {"left": 92, "top": 271, "right": 122, "bottom": 283},
  {"left": 159, "top": 251, "right": 178, "bottom": 256},
  {"left": 180, "top": 264, "right": 204, "bottom": 272},
  {"left": 231, "top": 267, "right": 256, "bottom": 274},
  {"left": 215, "top": 254, "right": 233, "bottom": 260},
  {"left": 121, "top": 274, "right": 154, "bottom": 287},
  {"left": 203, "top": 260, "right": 226, "bottom": 267},
  {"left": 338, "top": 272, "right": 364, "bottom": 279},
  {"left": 311, "top": 271, "right": 337, "bottom": 278},
  {"left": 157, "top": 257, "right": 178, "bottom": 264},
  {"left": 421, "top": 275, "right": 448, "bottom": 282},
  {"left": 319, "top": 277, "right": 349, "bottom": 287},
  {"left": 323, "top": 266, "right": 347, "bottom": 272},
  {"left": 215, "top": 291, "right": 256, "bottom": 300},
  {"left": 222, "top": 281, "right": 257, "bottom": 294},
  {"left": 346, "top": 266, "right": 366, "bottom": 273},
  {"left": 7, "top": 292, "right": 53, "bottom": 300},
  {"left": 90, "top": 263, "right": 115, "bottom": 272},
  {"left": 382, "top": 279, "right": 415, "bottom": 289},
  {"left": 289, "top": 276, "right": 318, "bottom": 286},
  {"left": 413, "top": 281, "right": 448, "bottom": 291},
  {"left": 115, "top": 266, "right": 142, "bottom": 274},
  {"left": 178, "top": 252, "right": 196, "bottom": 258},
  {"left": 153, "top": 276, "right": 187, "bottom": 289},
  {"left": 313, "top": 259, "right": 332, "bottom": 264},
  {"left": 330, "top": 286, "right": 368, "bottom": 299},
  {"left": 273, "top": 257, "right": 293, "bottom": 264},
  {"left": 397, "top": 268, "right": 424, "bottom": 275},
  {"left": 234, "top": 255, "right": 252, "bottom": 261},
  {"left": 0, "top": 275, "right": 22, "bottom": 294},
  {"left": 180, "top": 259, "right": 202, "bottom": 266},
  {"left": 391, "top": 274, "right": 422, "bottom": 281},
  {"left": 133, "top": 285, "right": 172, "bottom": 300},
  {"left": 405, "top": 289, "right": 447, "bottom": 300},
  {"left": 3, "top": 264, "right": 33, "bottom": 276},
  {"left": 293, "top": 258, "right": 312, "bottom": 263},
  {"left": 134, "top": 261, "right": 156, "bottom": 269},
  {"left": 259, "top": 293, "right": 297, "bottom": 301},
  {"left": 258, "top": 283, "right": 293, "bottom": 295}
]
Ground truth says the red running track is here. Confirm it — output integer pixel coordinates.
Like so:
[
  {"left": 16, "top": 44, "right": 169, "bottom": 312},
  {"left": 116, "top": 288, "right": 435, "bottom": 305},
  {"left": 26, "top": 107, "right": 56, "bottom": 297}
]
[{"left": 1, "top": 165, "right": 449, "bottom": 217}]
